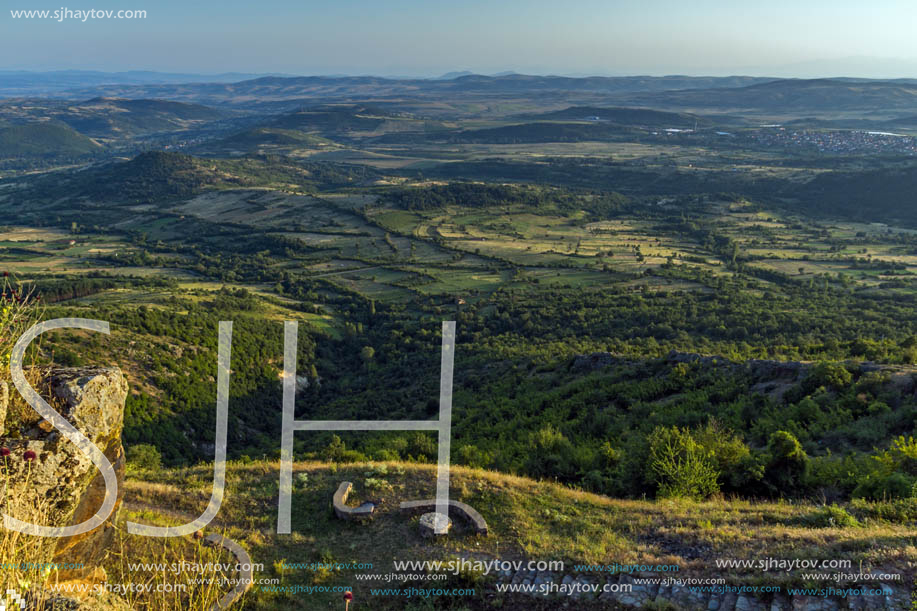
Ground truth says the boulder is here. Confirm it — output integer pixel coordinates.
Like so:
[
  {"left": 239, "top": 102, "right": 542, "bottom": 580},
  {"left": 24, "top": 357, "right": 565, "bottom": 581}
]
[
  {"left": 418, "top": 512, "right": 451, "bottom": 537},
  {"left": 0, "top": 367, "right": 128, "bottom": 597}
]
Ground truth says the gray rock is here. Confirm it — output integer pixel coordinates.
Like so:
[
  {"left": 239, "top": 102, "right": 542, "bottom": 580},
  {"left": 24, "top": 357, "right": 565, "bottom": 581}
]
[
  {"left": 418, "top": 511, "right": 451, "bottom": 537},
  {"left": 612, "top": 585, "right": 653, "bottom": 607},
  {"left": 736, "top": 595, "right": 756, "bottom": 611},
  {"left": 720, "top": 592, "right": 739, "bottom": 611},
  {"left": 791, "top": 596, "right": 839, "bottom": 611},
  {"left": 672, "top": 584, "right": 707, "bottom": 608},
  {"left": 770, "top": 594, "right": 791, "bottom": 611},
  {"left": 1, "top": 368, "right": 127, "bottom": 602}
]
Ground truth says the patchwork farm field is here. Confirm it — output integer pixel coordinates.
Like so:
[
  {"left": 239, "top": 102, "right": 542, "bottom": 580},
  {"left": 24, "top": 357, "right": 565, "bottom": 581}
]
[{"left": 6, "top": 182, "right": 917, "bottom": 319}]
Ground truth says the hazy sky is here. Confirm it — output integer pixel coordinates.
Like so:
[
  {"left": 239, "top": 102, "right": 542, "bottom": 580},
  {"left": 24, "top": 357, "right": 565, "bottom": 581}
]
[{"left": 3, "top": 0, "right": 917, "bottom": 77}]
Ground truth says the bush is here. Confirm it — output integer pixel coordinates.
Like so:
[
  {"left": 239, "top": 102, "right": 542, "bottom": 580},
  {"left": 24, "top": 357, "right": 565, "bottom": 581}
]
[
  {"left": 692, "top": 421, "right": 762, "bottom": 492},
  {"left": 852, "top": 472, "right": 916, "bottom": 501},
  {"left": 804, "top": 504, "right": 860, "bottom": 528},
  {"left": 525, "top": 425, "right": 578, "bottom": 481},
  {"left": 874, "top": 435, "right": 917, "bottom": 476},
  {"left": 456, "top": 444, "right": 493, "bottom": 469},
  {"left": 127, "top": 443, "right": 162, "bottom": 471},
  {"left": 648, "top": 426, "right": 720, "bottom": 500},
  {"left": 764, "top": 430, "right": 810, "bottom": 496},
  {"left": 807, "top": 362, "right": 853, "bottom": 391},
  {"left": 849, "top": 497, "right": 917, "bottom": 523},
  {"left": 322, "top": 435, "right": 347, "bottom": 462},
  {"left": 808, "top": 453, "right": 874, "bottom": 496}
]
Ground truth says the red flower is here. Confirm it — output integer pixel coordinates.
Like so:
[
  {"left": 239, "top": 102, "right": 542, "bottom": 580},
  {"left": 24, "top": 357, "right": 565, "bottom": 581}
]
[
  {"left": 343, "top": 592, "right": 353, "bottom": 601},
  {"left": 0, "top": 447, "right": 9, "bottom": 457},
  {"left": 23, "top": 450, "right": 36, "bottom": 461},
  {"left": 2, "top": 271, "right": 8, "bottom": 277}
]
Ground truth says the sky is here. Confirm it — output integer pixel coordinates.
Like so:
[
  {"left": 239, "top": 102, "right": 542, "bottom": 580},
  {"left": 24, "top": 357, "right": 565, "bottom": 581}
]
[{"left": 3, "top": 0, "right": 917, "bottom": 78}]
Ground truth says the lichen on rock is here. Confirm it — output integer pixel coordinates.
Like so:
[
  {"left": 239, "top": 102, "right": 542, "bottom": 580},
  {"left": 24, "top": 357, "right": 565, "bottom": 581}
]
[{"left": 0, "top": 367, "right": 128, "bottom": 598}]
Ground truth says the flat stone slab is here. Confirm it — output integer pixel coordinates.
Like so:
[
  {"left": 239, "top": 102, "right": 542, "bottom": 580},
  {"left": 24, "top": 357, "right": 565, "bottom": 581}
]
[
  {"left": 204, "top": 533, "right": 252, "bottom": 611},
  {"left": 399, "top": 499, "right": 488, "bottom": 535},
  {"left": 333, "top": 481, "right": 375, "bottom": 521},
  {"left": 419, "top": 512, "right": 452, "bottom": 537}
]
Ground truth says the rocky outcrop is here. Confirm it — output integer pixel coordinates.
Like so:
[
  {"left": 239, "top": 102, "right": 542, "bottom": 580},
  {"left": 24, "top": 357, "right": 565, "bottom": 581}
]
[
  {"left": 0, "top": 367, "right": 128, "bottom": 596},
  {"left": 483, "top": 556, "right": 912, "bottom": 610},
  {"left": 399, "top": 499, "right": 489, "bottom": 535}
]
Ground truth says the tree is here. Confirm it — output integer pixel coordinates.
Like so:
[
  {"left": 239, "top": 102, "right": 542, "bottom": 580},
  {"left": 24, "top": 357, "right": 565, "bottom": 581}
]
[
  {"left": 647, "top": 426, "right": 720, "bottom": 501},
  {"left": 127, "top": 444, "right": 162, "bottom": 471},
  {"left": 764, "top": 431, "right": 809, "bottom": 495}
]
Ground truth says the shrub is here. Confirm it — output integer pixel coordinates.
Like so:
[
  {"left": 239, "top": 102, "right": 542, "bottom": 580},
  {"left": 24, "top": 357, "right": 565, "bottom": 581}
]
[
  {"left": 806, "top": 362, "right": 853, "bottom": 391},
  {"left": 804, "top": 504, "right": 860, "bottom": 528},
  {"left": 692, "top": 421, "right": 762, "bottom": 492},
  {"left": 406, "top": 432, "right": 437, "bottom": 462},
  {"left": 852, "top": 472, "right": 916, "bottom": 501},
  {"left": 849, "top": 497, "right": 917, "bottom": 523},
  {"left": 364, "top": 477, "right": 391, "bottom": 491},
  {"left": 764, "top": 430, "right": 810, "bottom": 495},
  {"left": 525, "top": 425, "right": 578, "bottom": 481},
  {"left": 648, "top": 426, "right": 720, "bottom": 500},
  {"left": 456, "top": 444, "right": 493, "bottom": 469},
  {"left": 321, "top": 435, "right": 345, "bottom": 461},
  {"left": 127, "top": 443, "right": 162, "bottom": 471},
  {"left": 874, "top": 436, "right": 917, "bottom": 477},
  {"left": 808, "top": 453, "right": 874, "bottom": 496}
]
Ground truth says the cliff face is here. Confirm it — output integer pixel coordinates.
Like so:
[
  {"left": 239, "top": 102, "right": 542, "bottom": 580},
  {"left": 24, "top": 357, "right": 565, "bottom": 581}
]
[{"left": 0, "top": 367, "right": 128, "bottom": 594}]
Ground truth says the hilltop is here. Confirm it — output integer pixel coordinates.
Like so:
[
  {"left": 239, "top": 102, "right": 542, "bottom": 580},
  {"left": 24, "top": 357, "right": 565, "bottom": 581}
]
[
  {"left": 116, "top": 460, "right": 916, "bottom": 610},
  {"left": 8, "top": 151, "right": 317, "bottom": 205},
  {"left": 61, "top": 97, "right": 229, "bottom": 137},
  {"left": 527, "top": 106, "right": 709, "bottom": 128},
  {"left": 619, "top": 78, "right": 917, "bottom": 115},
  {"left": 0, "top": 121, "right": 100, "bottom": 157},
  {"left": 0, "top": 97, "right": 229, "bottom": 138}
]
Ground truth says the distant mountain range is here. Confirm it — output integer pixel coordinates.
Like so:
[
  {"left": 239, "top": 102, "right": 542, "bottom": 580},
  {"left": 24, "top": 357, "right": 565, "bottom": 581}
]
[
  {"left": 0, "top": 70, "right": 293, "bottom": 96},
  {"left": 5, "top": 73, "right": 917, "bottom": 117},
  {"left": 617, "top": 78, "right": 917, "bottom": 114},
  {"left": 10, "top": 74, "right": 775, "bottom": 109},
  {"left": 5, "top": 72, "right": 917, "bottom": 128}
]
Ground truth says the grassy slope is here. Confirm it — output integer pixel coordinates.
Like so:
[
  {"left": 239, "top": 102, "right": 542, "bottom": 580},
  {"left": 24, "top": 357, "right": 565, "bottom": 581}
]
[
  {"left": 121, "top": 461, "right": 917, "bottom": 610},
  {"left": 0, "top": 122, "right": 100, "bottom": 157}
]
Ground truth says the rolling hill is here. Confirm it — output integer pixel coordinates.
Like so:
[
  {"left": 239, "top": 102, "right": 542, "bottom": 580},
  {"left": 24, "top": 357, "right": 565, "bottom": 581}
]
[
  {"left": 40, "top": 74, "right": 778, "bottom": 108},
  {"left": 526, "top": 106, "right": 709, "bottom": 128},
  {"left": 445, "top": 121, "right": 633, "bottom": 143},
  {"left": 211, "top": 127, "right": 335, "bottom": 151},
  {"left": 0, "top": 97, "right": 230, "bottom": 139},
  {"left": 0, "top": 121, "right": 101, "bottom": 157},
  {"left": 116, "top": 459, "right": 916, "bottom": 610},
  {"left": 620, "top": 78, "right": 917, "bottom": 114},
  {"left": 55, "top": 97, "right": 229, "bottom": 137},
  {"left": 267, "top": 105, "right": 387, "bottom": 133}
]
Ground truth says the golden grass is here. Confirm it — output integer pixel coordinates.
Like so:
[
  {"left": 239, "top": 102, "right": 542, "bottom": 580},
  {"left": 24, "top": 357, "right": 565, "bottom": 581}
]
[
  {"left": 123, "top": 460, "right": 916, "bottom": 609},
  {"left": 0, "top": 461, "right": 56, "bottom": 610}
]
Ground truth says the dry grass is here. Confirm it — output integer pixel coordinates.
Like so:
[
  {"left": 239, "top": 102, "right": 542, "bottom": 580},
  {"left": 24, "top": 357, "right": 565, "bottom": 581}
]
[
  {"left": 0, "top": 459, "right": 56, "bottom": 609},
  {"left": 104, "top": 511, "right": 235, "bottom": 610},
  {"left": 125, "top": 460, "right": 917, "bottom": 609}
]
